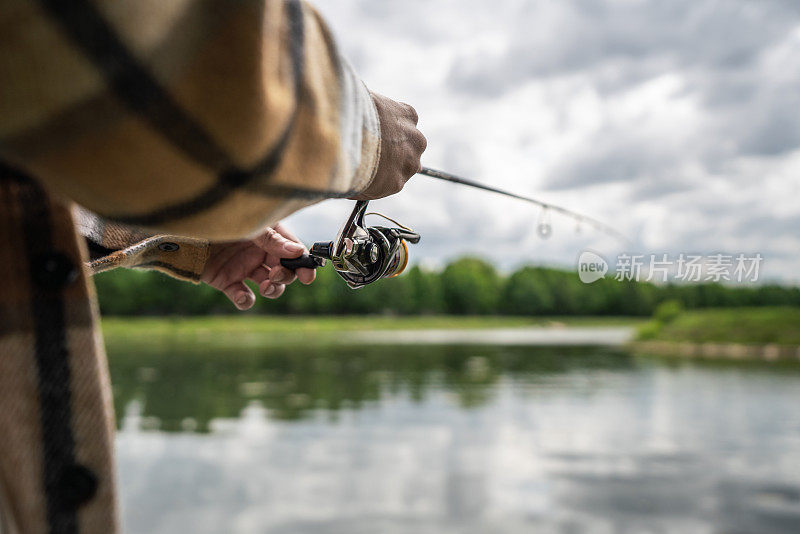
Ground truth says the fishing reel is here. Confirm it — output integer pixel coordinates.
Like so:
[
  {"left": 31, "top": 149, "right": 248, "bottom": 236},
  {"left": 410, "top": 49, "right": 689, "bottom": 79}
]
[{"left": 280, "top": 200, "right": 420, "bottom": 289}]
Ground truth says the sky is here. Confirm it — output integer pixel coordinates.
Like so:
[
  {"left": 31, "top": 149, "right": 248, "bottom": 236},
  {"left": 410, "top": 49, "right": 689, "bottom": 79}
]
[{"left": 286, "top": 0, "right": 800, "bottom": 283}]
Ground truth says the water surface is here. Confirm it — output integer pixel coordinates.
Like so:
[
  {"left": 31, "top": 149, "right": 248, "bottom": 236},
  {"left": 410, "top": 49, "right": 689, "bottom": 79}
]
[{"left": 110, "top": 341, "right": 800, "bottom": 533}]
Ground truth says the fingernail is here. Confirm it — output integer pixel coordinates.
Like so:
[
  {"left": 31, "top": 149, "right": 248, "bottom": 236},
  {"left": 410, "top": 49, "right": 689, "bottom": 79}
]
[
  {"left": 264, "top": 285, "right": 277, "bottom": 297},
  {"left": 284, "top": 241, "right": 304, "bottom": 253},
  {"left": 236, "top": 295, "right": 249, "bottom": 306}
]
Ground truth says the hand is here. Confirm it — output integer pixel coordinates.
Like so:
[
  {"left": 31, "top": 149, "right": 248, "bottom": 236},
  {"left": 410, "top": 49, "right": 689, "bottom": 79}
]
[
  {"left": 351, "top": 91, "right": 427, "bottom": 200},
  {"left": 200, "top": 223, "right": 316, "bottom": 310}
]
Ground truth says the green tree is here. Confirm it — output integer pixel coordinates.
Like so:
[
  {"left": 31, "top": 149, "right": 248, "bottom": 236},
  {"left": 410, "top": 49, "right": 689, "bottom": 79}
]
[
  {"left": 440, "top": 257, "right": 500, "bottom": 315},
  {"left": 500, "top": 267, "right": 553, "bottom": 315},
  {"left": 405, "top": 265, "right": 443, "bottom": 314}
]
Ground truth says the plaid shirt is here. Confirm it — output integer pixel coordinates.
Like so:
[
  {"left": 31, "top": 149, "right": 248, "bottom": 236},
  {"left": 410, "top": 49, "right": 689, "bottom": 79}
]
[{"left": 0, "top": 0, "right": 381, "bottom": 532}]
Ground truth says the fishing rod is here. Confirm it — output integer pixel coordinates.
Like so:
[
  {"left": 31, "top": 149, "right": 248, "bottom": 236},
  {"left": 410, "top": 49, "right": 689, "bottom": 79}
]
[
  {"left": 281, "top": 166, "right": 626, "bottom": 289},
  {"left": 418, "top": 167, "right": 629, "bottom": 243}
]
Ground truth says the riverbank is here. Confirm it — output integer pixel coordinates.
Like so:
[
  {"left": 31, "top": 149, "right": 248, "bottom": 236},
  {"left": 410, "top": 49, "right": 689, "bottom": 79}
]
[
  {"left": 101, "top": 315, "right": 643, "bottom": 348},
  {"left": 101, "top": 308, "right": 800, "bottom": 356},
  {"left": 632, "top": 307, "right": 800, "bottom": 361}
]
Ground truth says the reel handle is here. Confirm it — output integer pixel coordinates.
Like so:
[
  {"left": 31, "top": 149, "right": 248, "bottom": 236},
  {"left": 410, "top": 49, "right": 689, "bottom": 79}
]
[
  {"left": 396, "top": 229, "right": 421, "bottom": 244},
  {"left": 279, "top": 254, "right": 326, "bottom": 271}
]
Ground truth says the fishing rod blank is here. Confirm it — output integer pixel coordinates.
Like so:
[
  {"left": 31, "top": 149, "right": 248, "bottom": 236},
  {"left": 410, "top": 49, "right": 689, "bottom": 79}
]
[{"left": 417, "top": 166, "right": 629, "bottom": 243}]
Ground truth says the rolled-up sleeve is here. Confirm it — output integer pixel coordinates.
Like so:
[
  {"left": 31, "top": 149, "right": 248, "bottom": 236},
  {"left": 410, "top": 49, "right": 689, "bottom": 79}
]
[{"left": 74, "top": 205, "right": 210, "bottom": 282}]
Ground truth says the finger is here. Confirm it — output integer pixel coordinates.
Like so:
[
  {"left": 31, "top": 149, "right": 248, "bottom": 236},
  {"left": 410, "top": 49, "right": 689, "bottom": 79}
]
[
  {"left": 222, "top": 281, "right": 256, "bottom": 310},
  {"left": 402, "top": 157, "right": 419, "bottom": 182},
  {"left": 268, "top": 265, "right": 297, "bottom": 285},
  {"left": 272, "top": 223, "right": 303, "bottom": 245},
  {"left": 253, "top": 227, "right": 305, "bottom": 259},
  {"left": 296, "top": 267, "right": 316, "bottom": 285},
  {"left": 413, "top": 129, "right": 427, "bottom": 153},
  {"left": 401, "top": 102, "right": 419, "bottom": 125},
  {"left": 248, "top": 264, "right": 271, "bottom": 286},
  {"left": 201, "top": 243, "right": 246, "bottom": 285},
  {"left": 207, "top": 247, "right": 262, "bottom": 291},
  {"left": 271, "top": 225, "right": 312, "bottom": 272},
  {"left": 258, "top": 280, "right": 286, "bottom": 300},
  {"left": 403, "top": 146, "right": 422, "bottom": 179}
]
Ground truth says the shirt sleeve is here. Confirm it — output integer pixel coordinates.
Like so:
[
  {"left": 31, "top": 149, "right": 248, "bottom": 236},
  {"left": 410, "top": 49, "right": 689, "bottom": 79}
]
[
  {"left": 73, "top": 205, "right": 210, "bottom": 282},
  {"left": 0, "top": 0, "right": 381, "bottom": 242}
]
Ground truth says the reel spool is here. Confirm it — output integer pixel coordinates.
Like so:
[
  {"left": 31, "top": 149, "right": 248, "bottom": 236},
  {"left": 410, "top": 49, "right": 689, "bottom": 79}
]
[{"left": 280, "top": 200, "right": 420, "bottom": 289}]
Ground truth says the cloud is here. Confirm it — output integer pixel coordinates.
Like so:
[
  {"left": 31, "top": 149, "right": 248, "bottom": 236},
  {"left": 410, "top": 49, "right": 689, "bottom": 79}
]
[
  {"left": 299, "top": 0, "right": 800, "bottom": 282},
  {"left": 445, "top": 0, "right": 800, "bottom": 186},
  {"left": 446, "top": 0, "right": 796, "bottom": 96}
]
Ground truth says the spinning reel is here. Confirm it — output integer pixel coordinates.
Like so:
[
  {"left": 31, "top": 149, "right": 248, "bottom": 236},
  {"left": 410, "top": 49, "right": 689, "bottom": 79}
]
[{"left": 280, "top": 200, "right": 420, "bottom": 289}]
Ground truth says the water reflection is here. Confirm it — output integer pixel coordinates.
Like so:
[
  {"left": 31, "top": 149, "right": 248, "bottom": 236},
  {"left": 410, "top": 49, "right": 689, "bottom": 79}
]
[
  {"left": 110, "top": 343, "right": 800, "bottom": 533},
  {"left": 109, "top": 344, "right": 628, "bottom": 431}
]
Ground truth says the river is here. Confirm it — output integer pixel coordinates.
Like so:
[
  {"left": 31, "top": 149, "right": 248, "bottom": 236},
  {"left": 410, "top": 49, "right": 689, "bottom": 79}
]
[{"left": 109, "top": 337, "right": 800, "bottom": 533}]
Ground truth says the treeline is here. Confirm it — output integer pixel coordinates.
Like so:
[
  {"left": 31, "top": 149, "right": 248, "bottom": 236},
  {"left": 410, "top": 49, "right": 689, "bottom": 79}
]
[{"left": 95, "top": 257, "right": 800, "bottom": 316}]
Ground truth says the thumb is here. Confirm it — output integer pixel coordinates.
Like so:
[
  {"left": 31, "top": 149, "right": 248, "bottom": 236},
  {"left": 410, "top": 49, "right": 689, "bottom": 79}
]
[{"left": 252, "top": 227, "right": 305, "bottom": 258}]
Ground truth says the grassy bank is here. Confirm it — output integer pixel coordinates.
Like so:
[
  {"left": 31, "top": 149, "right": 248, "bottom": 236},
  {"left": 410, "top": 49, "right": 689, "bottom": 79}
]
[
  {"left": 102, "top": 315, "right": 642, "bottom": 348},
  {"left": 637, "top": 307, "right": 800, "bottom": 346}
]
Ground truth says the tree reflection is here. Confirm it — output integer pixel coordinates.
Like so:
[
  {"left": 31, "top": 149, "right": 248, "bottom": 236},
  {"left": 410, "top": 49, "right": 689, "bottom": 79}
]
[{"left": 108, "top": 343, "right": 631, "bottom": 432}]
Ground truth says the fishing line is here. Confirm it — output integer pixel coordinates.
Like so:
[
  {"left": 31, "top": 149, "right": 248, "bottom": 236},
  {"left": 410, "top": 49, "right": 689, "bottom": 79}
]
[{"left": 417, "top": 166, "right": 630, "bottom": 243}]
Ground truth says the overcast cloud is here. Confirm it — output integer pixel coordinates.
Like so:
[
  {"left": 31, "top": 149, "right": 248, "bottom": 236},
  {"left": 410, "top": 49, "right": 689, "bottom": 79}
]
[{"left": 286, "top": 0, "right": 800, "bottom": 283}]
